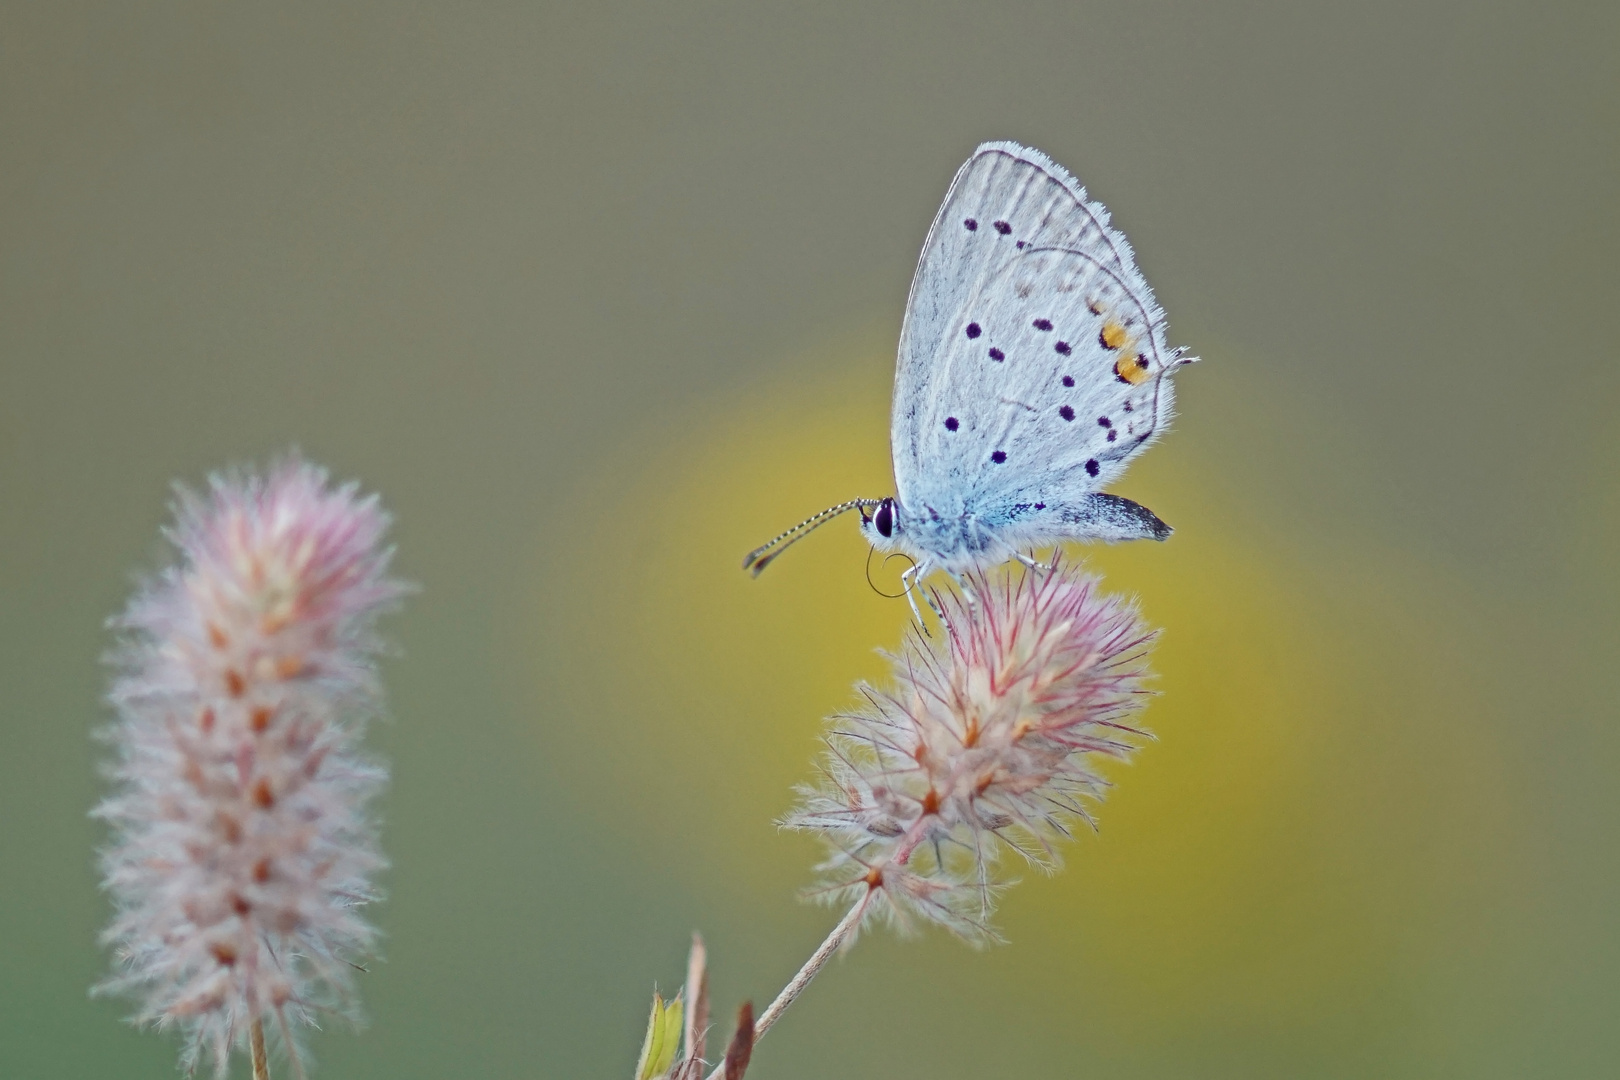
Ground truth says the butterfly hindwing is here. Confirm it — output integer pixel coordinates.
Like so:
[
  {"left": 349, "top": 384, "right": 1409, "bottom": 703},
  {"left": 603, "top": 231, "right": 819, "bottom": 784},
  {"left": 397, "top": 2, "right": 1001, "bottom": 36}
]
[{"left": 958, "top": 247, "right": 1175, "bottom": 508}]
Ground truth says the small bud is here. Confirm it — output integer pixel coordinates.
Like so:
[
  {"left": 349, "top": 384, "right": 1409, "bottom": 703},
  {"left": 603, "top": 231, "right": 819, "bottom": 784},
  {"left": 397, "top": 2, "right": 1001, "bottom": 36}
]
[
  {"left": 722, "top": 1001, "right": 754, "bottom": 1080},
  {"left": 635, "top": 992, "right": 685, "bottom": 1080}
]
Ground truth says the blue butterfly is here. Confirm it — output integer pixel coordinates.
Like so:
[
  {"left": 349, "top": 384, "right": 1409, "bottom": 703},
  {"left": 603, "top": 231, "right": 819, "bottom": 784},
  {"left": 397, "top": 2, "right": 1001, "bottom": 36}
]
[{"left": 745, "top": 141, "right": 1195, "bottom": 620}]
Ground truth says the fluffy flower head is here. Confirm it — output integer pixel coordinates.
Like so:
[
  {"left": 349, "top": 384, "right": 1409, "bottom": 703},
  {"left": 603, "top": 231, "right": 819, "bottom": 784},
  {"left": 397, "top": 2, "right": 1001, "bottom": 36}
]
[
  {"left": 96, "top": 458, "right": 406, "bottom": 1076},
  {"left": 784, "top": 559, "right": 1156, "bottom": 942}
]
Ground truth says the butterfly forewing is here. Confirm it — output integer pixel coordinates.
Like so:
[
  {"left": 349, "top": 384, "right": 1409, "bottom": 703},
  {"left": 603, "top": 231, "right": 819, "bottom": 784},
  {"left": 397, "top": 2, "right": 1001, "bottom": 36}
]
[{"left": 893, "top": 142, "right": 1174, "bottom": 516}]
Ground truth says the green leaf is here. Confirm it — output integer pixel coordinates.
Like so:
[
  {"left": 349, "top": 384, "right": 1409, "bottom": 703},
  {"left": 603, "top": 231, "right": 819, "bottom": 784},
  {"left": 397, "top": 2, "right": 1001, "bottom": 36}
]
[{"left": 634, "top": 991, "right": 685, "bottom": 1080}]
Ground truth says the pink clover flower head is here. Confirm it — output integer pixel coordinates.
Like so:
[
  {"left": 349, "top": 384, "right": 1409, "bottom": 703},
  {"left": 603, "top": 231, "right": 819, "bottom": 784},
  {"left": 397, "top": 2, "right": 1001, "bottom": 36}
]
[
  {"left": 95, "top": 458, "right": 407, "bottom": 1077},
  {"left": 784, "top": 558, "right": 1156, "bottom": 943}
]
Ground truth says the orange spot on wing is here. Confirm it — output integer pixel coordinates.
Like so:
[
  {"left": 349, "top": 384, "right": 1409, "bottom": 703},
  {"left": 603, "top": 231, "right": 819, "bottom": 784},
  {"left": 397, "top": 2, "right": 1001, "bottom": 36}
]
[
  {"left": 1115, "top": 353, "right": 1153, "bottom": 385},
  {"left": 1100, "top": 321, "right": 1129, "bottom": 350}
]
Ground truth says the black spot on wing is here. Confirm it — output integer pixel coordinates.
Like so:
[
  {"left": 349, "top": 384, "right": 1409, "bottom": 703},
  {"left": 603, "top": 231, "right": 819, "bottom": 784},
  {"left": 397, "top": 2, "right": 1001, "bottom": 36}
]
[{"left": 965, "top": 322, "right": 981, "bottom": 339}]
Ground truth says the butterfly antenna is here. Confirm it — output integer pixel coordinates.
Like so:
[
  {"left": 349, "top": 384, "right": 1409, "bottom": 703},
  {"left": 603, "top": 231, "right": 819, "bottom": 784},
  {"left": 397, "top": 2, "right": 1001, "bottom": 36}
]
[{"left": 743, "top": 499, "right": 883, "bottom": 577}]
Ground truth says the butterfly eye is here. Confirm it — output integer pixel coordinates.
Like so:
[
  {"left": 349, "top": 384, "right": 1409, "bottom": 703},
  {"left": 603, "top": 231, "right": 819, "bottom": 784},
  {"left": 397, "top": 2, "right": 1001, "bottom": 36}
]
[{"left": 874, "top": 501, "right": 894, "bottom": 538}]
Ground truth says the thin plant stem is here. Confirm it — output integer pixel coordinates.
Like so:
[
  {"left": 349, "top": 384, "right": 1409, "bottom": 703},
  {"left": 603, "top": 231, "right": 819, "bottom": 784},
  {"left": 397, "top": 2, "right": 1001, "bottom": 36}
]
[
  {"left": 704, "top": 894, "right": 870, "bottom": 1080},
  {"left": 250, "top": 1018, "right": 270, "bottom": 1080}
]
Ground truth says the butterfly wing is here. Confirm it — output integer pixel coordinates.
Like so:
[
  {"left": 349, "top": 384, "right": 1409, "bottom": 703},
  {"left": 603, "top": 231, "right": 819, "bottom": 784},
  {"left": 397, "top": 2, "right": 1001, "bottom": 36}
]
[{"left": 892, "top": 142, "right": 1185, "bottom": 528}]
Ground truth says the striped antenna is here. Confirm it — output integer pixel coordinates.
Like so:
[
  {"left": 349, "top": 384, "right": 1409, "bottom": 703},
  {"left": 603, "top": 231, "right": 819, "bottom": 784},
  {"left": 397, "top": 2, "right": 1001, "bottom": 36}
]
[{"left": 742, "top": 499, "right": 885, "bottom": 577}]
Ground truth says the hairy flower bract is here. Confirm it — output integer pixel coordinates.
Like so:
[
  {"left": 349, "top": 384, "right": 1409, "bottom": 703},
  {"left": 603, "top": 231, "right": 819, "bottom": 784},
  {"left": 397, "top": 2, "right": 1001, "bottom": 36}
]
[
  {"left": 94, "top": 459, "right": 406, "bottom": 1077},
  {"left": 784, "top": 560, "right": 1156, "bottom": 942}
]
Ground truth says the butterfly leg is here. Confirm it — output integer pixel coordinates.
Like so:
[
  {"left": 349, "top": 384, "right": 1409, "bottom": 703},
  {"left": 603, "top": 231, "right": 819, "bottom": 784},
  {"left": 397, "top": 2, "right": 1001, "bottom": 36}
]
[
  {"left": 900, "top": 560, "right": 947, "bottom": 633},
  {"left": 946, "top": 569, "right": 979, "bottom": 607},
  {"left": 1013, "top": 550, "right": 1052, "bottom": 574},
  {"left": 900, "top": 561, "right": 929, "bottom": 630}
]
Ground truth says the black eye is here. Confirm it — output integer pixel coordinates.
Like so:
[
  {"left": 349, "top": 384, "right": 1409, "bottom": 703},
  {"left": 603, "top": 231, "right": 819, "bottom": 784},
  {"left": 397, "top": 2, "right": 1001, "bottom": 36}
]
[{"left": 874, "top": 501, "right": 893, "bottom": 538}]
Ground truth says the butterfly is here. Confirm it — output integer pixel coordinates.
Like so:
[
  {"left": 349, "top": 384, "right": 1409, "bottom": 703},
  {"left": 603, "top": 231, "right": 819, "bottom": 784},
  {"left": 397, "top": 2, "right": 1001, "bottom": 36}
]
[{"left": 744, "top": 141, "right": 1196, "bottom": 621}]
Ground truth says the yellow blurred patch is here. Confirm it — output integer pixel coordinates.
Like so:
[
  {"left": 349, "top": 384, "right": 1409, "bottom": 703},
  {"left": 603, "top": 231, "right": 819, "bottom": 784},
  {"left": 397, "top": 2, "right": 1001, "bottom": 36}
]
[{"left": 526, "top": 339, "right": 1528, "bottom": 1050}]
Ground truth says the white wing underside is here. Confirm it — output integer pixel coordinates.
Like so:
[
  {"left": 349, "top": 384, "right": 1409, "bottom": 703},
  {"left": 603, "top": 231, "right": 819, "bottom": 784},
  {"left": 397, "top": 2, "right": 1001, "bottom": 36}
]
[{"left": 893, "top": 142, "right": 1182, "bottom": 523}]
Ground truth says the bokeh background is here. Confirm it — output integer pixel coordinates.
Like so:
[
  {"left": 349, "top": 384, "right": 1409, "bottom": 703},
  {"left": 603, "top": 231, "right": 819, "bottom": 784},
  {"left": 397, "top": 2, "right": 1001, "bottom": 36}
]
[{"left": 2, "top": 2, "right": 1616, "bottom": 1077}]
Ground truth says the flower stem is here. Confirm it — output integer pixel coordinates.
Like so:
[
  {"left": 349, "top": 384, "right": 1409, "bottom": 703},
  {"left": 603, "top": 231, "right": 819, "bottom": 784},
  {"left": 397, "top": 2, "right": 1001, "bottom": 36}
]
[
  {"left": 704, "top": 894, "right": 870, "bottom": 1080},
  {"left": 251, "top": 1018, "right": 270, "bottom": 1080}
]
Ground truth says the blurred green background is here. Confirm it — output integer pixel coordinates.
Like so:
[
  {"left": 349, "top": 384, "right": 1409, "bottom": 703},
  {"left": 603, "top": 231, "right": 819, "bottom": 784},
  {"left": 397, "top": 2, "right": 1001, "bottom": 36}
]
[{"left": 2, "top": 2, "right": 1616, "bottom": 1077}]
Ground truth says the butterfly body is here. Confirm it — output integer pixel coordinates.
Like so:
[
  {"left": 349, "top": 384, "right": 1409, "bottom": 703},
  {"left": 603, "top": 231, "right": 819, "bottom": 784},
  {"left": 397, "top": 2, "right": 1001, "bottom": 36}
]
[
  {"left": 858, "top": 491, "right": 1170, "bottom": 577},
  {"left": 744, "top": 141, "right": 1192, "bottom": 603}
]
